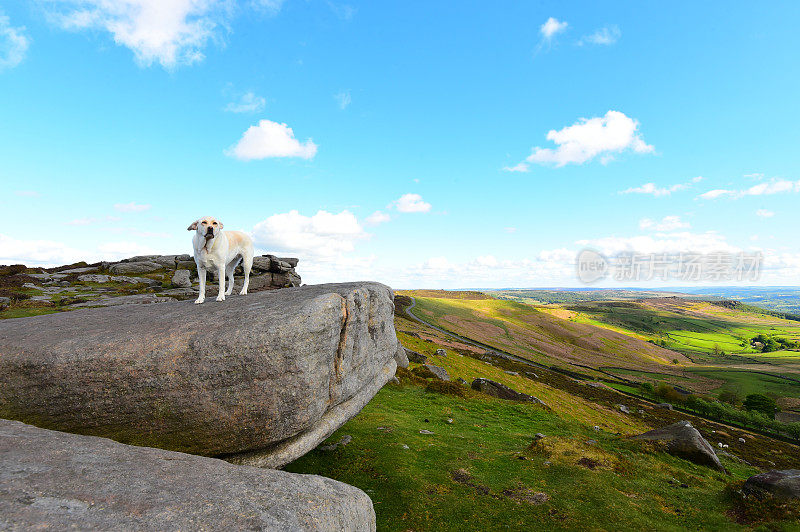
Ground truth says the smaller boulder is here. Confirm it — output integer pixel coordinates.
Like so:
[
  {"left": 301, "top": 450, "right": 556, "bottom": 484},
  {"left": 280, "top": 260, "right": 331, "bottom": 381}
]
[
  {"left": 633, "top": 421, "right": 724, "bottom": 471},
  {"left": 172, "top": 269, "right": 192, "bottom": 288},
  {"left": 404, "top": 348, "right": 427, "bottom": 364},
  {"left": 743, "top": 470, "right": 800, "bottom": 500},
  {"left": 435, "top": 349, "right": 448, "bottom": 357},
  {"left": 0, "top": 297, "right": 10, "bottom": 310},
  {"left": 471, "top": 378, "right": 545, "bottom": 405},
  {"left": 655, "top": 403, "right": 674, "bottom": 410},
  {"left": 617, "top": 404, "right": 631, "bottom": 414},
  {"left": 412, "top": 364, "right": 450, "bottom": 381},
  {"left": 152, "top": 255, "right": 178, "bottom": 268}
]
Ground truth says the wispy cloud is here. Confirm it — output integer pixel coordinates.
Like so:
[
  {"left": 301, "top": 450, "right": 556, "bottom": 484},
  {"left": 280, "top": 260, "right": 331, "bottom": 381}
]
[
  {"left": 620, "top": 177, "right": 701, "bottom": 197},
  {"left": 334, "top": 89, "right": 352, "bottom": 110},
  {"left": 578, "top": 25, "right": 621, "bottom": 46},
  {"left": 0, "top": 11, "right": 30, "bottom": 72},
  {"left": 14, "top": 190, "right": 40, "bottom": 197},
  {"left": 114, "top": 202, "right": 151, "bottom": 213},
  {"left": 365, "top": 211, "right": 390, "bottom": 225},
  {"left": 639, "top": 215, "right": 690, "bottom": 232},
  {"left": 697, "top": 178, "right": 800, "bottom": 200},
  {"left": 756, "top": 209, "right": 775, "bottom": 218},
  {"left": 225, "top": 91, "right": 266, "bottom": 113}
]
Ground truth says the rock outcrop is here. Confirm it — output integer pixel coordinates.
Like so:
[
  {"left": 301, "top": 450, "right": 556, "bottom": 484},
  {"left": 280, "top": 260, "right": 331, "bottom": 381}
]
[
  {"left": 633, "top": 420, "right": 724, "bottom": 471},
  {"left": 743, "top": 469, "right": 800, "bottom": 500},
  {"left": 0, "top": 282, "right": 402, "bottom": 468},
  {"left": 471, "top": 378, "right": 546, "bottom": 404},
  {"left": 0, "top": 419, "right": 376, "bottom": 531}
]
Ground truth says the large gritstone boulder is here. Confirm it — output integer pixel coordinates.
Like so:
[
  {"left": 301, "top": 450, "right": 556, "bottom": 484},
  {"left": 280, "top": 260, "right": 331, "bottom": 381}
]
[
  {"left": 633, "top": 420, "right": 724, "bottom": 471},
  {"left": 0, "top": 419, "right": 376, "bottom": 531},
  {"left": 471, "top": 378, "right": 546, "bottom": 405},
  {"left": 0, "top": 282, "right": 403, "bottom": 468}
]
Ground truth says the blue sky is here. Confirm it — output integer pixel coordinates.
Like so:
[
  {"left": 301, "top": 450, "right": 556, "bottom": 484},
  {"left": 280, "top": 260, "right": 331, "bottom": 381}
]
[{"left": 1, "top": 1, "right": 799, "bottom": 287}]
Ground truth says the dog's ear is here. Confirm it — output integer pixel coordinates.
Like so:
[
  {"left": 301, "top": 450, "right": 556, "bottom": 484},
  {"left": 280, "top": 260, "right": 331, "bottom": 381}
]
[
  {"left": 187, "top": 220, "right": 198, "bottom": 231},
  {"left": 218, "top": 220, "right": 224, "bottom": 229}
]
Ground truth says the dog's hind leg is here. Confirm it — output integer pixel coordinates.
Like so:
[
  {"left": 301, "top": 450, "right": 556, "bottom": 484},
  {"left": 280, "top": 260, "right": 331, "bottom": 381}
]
[
  {"left": 240, "top": 250, "right": 253, "bottom": 296},
  {"left": 225, "top": 257, "right": 241, "bottom": 296}
]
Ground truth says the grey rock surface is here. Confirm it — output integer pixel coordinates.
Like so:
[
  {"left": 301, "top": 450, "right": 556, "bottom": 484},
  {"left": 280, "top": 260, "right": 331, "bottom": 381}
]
[
  {"left": 743, "top": 469, "right": 800, "bottom": 500},
  {"left": 77, "top": 274, "right": 111, "bottom": 283},
  {"left": 0, "top": 419, "right": 376, "bottom": 532},
  {"left": 67, "top": 294, "right": 172, "bottom": 307},
  {"left": 0, "top": 282, "right": 400, "bottom": 466},
  {"left": 109, "top": 261, "right": 163, "bottom": 274},
  {"left": 632, "top": 420, "right": 724, "bottom": 471},
  {"left": 171, "top": 269, "right": 192, "bottom": 288},
  {"left": 0, "top": 297, "right": 9, "bottom": 310},
  {"left": 471, "top": 378, "right": 546, "bottom": 404},
  {"left": 424, "top": 364, "right": 450, "bottom": 381}
]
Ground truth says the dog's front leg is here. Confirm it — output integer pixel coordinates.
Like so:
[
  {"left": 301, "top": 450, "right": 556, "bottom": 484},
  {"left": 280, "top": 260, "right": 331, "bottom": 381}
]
[
  {"left": 195, "top": 267, "right": 206, "bottom": 304},
  {"left": 216, "top": 265, "right": 226, "bottom": 302}
]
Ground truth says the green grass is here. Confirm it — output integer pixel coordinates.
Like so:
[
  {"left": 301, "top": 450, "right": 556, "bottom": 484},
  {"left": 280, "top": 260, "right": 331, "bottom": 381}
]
[
  {"left": 688, "top": 368, "right": 800, "bottom": 400},
  {"left": 286, "top": 382, "right": 784, "bottom": 531}
]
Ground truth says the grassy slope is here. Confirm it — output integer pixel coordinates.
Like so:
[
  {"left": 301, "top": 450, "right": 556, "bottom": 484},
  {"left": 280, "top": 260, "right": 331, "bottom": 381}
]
[
  {"left": 407, "top": 295, "right": 691, "bottom": 375},
  {"left": 287, "top": 303, "right": 800, "bottom": 531}
]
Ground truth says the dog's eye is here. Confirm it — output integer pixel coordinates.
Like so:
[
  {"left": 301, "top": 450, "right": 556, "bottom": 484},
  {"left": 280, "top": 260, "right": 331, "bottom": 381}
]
[
  {"left": 213, "top": 222, "right": 217, "bottom": 225},
  {"left": 201, "top": 221, "right": 207, "bottom": 224}
]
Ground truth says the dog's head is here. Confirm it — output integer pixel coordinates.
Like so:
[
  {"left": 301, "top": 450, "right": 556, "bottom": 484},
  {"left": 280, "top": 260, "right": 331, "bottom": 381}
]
[{"left": 188, "top": 216, "right": 224, "bottom": 240}]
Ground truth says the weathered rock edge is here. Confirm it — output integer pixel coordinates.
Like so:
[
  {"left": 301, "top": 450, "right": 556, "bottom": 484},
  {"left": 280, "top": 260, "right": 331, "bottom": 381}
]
[
  {"left": 0, "top": 282, "right": 402, "bottom": 465},
  {"left": 0, "top": 419, "right": 376, "bottom": 531}
]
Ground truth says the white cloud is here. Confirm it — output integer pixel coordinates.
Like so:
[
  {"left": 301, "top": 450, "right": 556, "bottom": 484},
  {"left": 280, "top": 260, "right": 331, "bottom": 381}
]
[
  {"left": 251, "top": 209, "right": 367, "bottom": 258},
  {"left": 14, "top": 190, "right": 40, "bottom": 197},
  {"left": 756, "top": 209, "right": 775, "bottom": 218},
  {"left": 578, "top": 25, "right": 620, "bottom": 46},
  {"left": 516, "top": 110, "right": 654, "bottom": 168},
  {"left": 251, "top": 0, "right": 285, "bottom": 15},
  {"left": 226, "top": 119, "right": 317, "bottom": 160},
  {"left": 0, "top": 11, "right": 29, "bottom": 71},
  {"left": 114, "top": 202, "right": 151, "bottom": 212},
  {"left": 698, "top": 189, "right": 733, "bottom": 200},
  {"left": 365, "top": 211, "right": 390, "bottom": 225},
  {"left": 392, "top": 193, "right": 431, "bottom": 213},
  {"left": 577, "top": 231, "right": 740, "bottom": 256},
  {"left": 540, "top": 17, "right": 567, "bottom": 41},
  {"left": 44, "top": 0, "right": 233, "bottom": 69},
  {"left": 225, "top": 91, "right": 266, "bottom": 113},
  {"left": 502, "top": 162, "right": 529, "bottom": 173},
  {"left": 697, "top": 178, "right": 800, "bottom": 200},
  {"left": 639, "top": 215, "right": 690, "bottom": 232},
  {"left": 621, "top": 182, "right": 687, "bottom": 197},
  {"left": 334, "top": 89, "right": 351, "bottom": 110}
]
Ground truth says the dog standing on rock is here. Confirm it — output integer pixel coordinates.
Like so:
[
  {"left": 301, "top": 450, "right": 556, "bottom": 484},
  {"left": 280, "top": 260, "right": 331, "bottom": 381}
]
[{"left": 188, "top": 216, "right": 254, "bottom": 304}]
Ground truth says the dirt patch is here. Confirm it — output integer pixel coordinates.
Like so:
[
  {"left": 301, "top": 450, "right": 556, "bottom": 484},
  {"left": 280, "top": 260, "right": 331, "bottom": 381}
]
[
  {"left": 577, "top": 457, "right": 601, "bottom": 470},
  {"left": 502, "top": 487, "right": 550, "bottom": 505}
]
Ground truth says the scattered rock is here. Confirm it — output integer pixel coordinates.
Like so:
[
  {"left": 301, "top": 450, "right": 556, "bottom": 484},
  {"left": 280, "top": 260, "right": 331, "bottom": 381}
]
[
  {"left": 586, "top": 439, "right": 597, "bottom": 445},
  {"left": 404, "top": 348, "right": 428, "bottom": 364},
  {"left": 393, "top": 343, "right": 409, "bottom": 368},
  {"left": 0, "top": 297, "right": 10, "bottom": 310},
  {"left": 525, "top": 372, "right": 538, "bottom": 379},
  {"left": 504, "top": 371, "right": 519, "bottom": 376},
  {"left": 435, "top": 348, "right": 447, "bottom": 357},
  {"left": 109, "top": 261, "right": 163, "bottom": 274},
  {"left": 456, "top": 377, "right": 468, "bottom": 385},
  {"left": 0, "top": 419, "right": 377, "bottom": 531},
  {"left": 318, "top": 434, "right": 353, "bottom": 452},
  {"left": 739, "top": 437, "right": 746, "bottom": 443},
  {"left": 633, "top": 421, "right": 724, "bottom": 471},
  {"left": 419, "top": 430, "right": 434, "bottom": 435},
  {"left": 401, "top": 444, "right": 409, "bottom": 449},
  {"left": 743, "top": 470, "right": 800, "bottom": 500},
  {"left": 446, "top": 418, "right": 453, "bottom": 424},
  {"left": 534, "top": 433, "right": 546, "bottom": 440},
  {"left": 388, "top": 376, "right": 400, "bottom": 384},
  {"left": 471, "top": 378, "right": 545, "bottom": 405},
  {"left": 77, "top": 274, "right": 111, "bottom": 283},
  {"left": 0, "top": 282, "right": 401, "bottom": 468},
  {"left": 617, "top": 404, "right": 631, "bottom": 414},
  {"left": 412, "top": 364, "right": 450, "bottom": 381}
]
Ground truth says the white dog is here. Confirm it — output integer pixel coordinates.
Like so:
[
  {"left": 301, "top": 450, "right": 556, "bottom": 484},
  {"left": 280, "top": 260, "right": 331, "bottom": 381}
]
[{"left": 188, "top": 216, "right": 254, "bottom": 304}]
